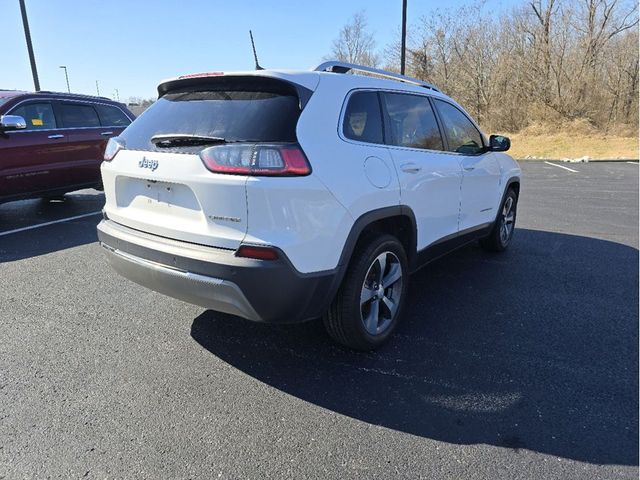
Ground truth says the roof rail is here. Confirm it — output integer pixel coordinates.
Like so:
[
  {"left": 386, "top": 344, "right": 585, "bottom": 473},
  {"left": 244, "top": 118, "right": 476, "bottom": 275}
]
[
  {"left": 36, "top": 90, "right": 112, "bottom": 101},
  {"left": 314, "top": 61, "right": 439, "bottom": 92}
]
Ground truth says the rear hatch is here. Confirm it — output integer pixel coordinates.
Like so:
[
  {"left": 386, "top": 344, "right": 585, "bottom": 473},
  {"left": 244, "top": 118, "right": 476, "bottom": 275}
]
[{"left": 101, "top": 75, "right": 310, "bottom": 250}]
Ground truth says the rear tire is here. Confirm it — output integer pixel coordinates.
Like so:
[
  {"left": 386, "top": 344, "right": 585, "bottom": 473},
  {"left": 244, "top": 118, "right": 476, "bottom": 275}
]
[
  {"left": 480, "top": 188, "right": 518, "bottom": 252},
  {"left": 323, "top": 234, "right": 409, "bottom": 351}
]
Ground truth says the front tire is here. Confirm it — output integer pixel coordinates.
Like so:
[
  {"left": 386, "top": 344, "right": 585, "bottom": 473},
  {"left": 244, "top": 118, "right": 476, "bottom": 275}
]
[
  {"left": 323, "top": 234, "right": 409, "bottom": 351},
  {"left": 480, "top": 188, "right": 518, "bottom": 252}
]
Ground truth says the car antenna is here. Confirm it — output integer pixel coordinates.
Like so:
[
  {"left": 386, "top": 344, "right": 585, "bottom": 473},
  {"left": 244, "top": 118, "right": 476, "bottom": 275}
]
[{"left": 249, "top": 30, "right": 264, "bottom": 70}]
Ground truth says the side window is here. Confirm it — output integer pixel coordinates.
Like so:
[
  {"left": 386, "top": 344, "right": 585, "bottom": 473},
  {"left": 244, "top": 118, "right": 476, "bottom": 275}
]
[
  {"left": 58, "top": 103, "right": 101, "bottom": 128},
  {"left": 9, "top": 102, "right": 57, "bottom": 130},
  {"left": 433, "top": 100, "right": 484, "bottom": 155},
  {"left": 95, "top": 104, "right": 131, "bottom": 127},
  {"left": 381, "top": 92, "right": 444, "bottom": 151},
  {"left": 343, "top": 91, "right": 384, "bottom": 144}
]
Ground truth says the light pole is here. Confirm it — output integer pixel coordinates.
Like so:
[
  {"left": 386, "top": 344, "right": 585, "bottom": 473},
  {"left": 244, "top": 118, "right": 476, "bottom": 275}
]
[
  {"left": 113, "top": 89, "right": 119, "bottom": 101},
  {"left": 400, "top": 0, "right": 407, "bottom": 75},
  {"left": 95, "top": 80, "right": 100, "bottom": 96},
  {"left": 59, "top": 65, "right": 70, "bottom": 93},
  {"left": 19, "top": 0, "right": 40, "bottom": 91}
]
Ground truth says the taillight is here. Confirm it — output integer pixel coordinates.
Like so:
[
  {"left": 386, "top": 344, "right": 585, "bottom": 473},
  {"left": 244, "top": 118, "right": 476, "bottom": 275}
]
[
  {"left": 103, "top": 137, "right": 126, "bottom": 161},
  {"left": 199, "top": 143, "right": 311, "bottom": 176},
  {"left": 236, "top": 245, "right": 279, "bottom": 260}
]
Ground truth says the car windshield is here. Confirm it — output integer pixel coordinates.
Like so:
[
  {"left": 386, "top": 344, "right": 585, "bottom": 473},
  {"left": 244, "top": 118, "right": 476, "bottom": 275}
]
[{"left": 119, "top": 87, "right": 301, "bottom": 152}]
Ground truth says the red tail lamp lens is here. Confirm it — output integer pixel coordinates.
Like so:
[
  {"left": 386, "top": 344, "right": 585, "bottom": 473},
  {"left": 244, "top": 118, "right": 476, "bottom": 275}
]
[
  {"left": 236, "top": 245, "right": 279, "bottom": 260},
  {"left": 200, "top": 144, "right": 311, "bottom": 176}
]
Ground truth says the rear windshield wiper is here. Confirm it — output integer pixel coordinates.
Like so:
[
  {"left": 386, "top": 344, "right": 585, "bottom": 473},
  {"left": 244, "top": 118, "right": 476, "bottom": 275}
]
[{"left": 150, "top": 134, "right": 228, "bottom": 147}]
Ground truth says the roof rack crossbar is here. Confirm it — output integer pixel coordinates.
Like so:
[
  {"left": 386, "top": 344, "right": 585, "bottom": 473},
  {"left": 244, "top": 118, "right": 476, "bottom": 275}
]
[{"left": 313, "top": 61, "right": 439, "bottom": 92}]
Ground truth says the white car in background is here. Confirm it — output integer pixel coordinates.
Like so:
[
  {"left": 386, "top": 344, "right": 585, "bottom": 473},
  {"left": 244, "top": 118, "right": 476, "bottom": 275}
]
[{"left": 97, "top": 61, "right": 521, "bottom": 350}]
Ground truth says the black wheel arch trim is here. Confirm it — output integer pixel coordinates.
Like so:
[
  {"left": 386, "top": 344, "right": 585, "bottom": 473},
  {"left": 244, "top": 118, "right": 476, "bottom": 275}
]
[
  {"left": 336, "top": 205, "right": 418, "bottom": 270},
  {"left": 505, "top": 175, "right": 521, "bottom": 193},
  {"left": 314, "top": 206, "right": 417, "bottom": 317},
  {"left": 494, "top": 176, "right": 520, "bottom": 224}
]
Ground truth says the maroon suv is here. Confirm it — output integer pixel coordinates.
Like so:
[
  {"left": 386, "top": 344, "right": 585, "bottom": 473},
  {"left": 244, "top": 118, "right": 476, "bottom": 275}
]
[{"left": 0, "top": 90, "right": 135, "bottom": 203}]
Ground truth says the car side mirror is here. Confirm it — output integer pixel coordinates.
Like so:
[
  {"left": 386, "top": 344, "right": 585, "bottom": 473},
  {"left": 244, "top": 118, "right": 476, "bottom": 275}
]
[
  {"left": 0, "top": 115, "right": 27, "bottom": 131},
  {"left": 489, "top": 134, "right": 510, "bottom": 152}
]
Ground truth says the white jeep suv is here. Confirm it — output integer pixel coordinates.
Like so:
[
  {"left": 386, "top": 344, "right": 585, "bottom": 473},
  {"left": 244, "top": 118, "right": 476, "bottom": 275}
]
[{"left": 97, "top": 62, "right": 521, "bottom": 350}]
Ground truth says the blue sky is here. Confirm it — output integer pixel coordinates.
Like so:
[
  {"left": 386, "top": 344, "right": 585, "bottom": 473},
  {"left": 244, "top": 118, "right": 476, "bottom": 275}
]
[{"left": 3, "top": 0, "right": 513, "bottom": 101}]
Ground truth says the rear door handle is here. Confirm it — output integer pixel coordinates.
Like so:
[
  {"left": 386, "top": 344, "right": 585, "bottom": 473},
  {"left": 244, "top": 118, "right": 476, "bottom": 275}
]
[
  {"left": 463, "top": 166, "right": 475, "bottom": 171},
  {"left": 47, "top": 134, "right": 64, "bottom": 139},
  {"left": 401, "top": 162, "right": 422, "bottom": 174},
  {"left": 100, "top": 131, "right": 114, "bottom": 136}
]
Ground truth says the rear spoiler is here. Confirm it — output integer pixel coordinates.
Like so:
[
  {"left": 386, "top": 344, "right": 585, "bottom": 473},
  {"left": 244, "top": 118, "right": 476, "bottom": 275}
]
[{"left": 156, "top": 74, "right": 314, "bottom": 110}]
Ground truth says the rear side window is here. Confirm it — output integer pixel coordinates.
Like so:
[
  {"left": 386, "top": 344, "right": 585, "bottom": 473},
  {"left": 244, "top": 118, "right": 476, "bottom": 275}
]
[
  {"left": 59, "top": 103, "right": 101, "bottom": 128},
  {"left": 343, "top": 91, "right": 384, "bottom": 144},
  {"left": 382, "top": 92, "right": 443, "bottom": 151},
  {"left": 433, "top": 99, "right": 484, "bottom": 155},
  {"left": 9, "top": 102, "right": 57, "bottom": 130},
  {"left": 95, "top": 104, "right": 131, "bottom": 127},
  {"left": 120, "top": 85, "right": 302, "bottom": 152}
]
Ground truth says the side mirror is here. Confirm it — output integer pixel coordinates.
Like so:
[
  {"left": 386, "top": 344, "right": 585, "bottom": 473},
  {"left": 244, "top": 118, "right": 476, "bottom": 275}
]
[
  {"left": 0, "top": 115, "right": 27, "bottom": 131},
  {"left": 489, "top": 134, "right": 510, "bottom": 152}
]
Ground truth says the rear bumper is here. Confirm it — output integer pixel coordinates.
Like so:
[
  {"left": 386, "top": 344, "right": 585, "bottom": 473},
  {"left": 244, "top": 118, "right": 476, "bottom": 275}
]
[{"left": 96, "top": 219, "right": 337, "bottom": 323}]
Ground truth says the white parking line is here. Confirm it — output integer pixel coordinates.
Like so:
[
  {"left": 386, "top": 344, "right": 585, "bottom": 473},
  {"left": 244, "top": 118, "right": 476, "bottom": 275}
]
[
  {"left": 627, "top": 161, "right": 639, "bottom": 165},
  {"left": 0, "top": 211, "right": 102, "bottom": 237},
  {"left": 544, "top": 161, "right": 579, "bottom": 173}
]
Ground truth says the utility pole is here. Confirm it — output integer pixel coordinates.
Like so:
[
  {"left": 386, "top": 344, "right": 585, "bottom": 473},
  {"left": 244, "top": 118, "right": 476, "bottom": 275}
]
[
  {"left": 59, "top": 66, "right": 70, "bottom": 93},
  {"left": 95, "top": 80, "right": 100, "bottom": 96},
  {"left": 19, "top": 0, "right": 40, "bottom": 91},
  {"left": 400, "top": 0, "right": 407, "bottom": 75},
  {"left": 114, "top": 89, "right": 119, "bottom": 101}
]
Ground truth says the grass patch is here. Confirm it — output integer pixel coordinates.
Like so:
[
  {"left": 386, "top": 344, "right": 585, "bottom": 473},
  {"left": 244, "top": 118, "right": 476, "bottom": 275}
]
[{"left": 504, "top": 120, "right": 639, "bottom": 160}]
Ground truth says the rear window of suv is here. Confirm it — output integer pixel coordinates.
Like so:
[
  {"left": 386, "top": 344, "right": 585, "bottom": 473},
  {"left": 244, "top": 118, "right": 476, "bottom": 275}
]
[
  {"left": 59, "top": 103, "right": 101, "bottom": 128},
  {"left": 120, "top": 81, "right": 302, "bottom": 152},
  {"left": 95, "top": 104, "right": 131, "bottom": 127}
]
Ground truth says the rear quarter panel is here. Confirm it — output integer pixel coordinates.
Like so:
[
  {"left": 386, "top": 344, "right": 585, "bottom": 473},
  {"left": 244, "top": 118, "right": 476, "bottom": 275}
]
[
  {"left": 290, "top": 76, "right": 401, "bottom": 272},
  {"left": 243, "top": 174, "right": 353, "bottom": 274}
]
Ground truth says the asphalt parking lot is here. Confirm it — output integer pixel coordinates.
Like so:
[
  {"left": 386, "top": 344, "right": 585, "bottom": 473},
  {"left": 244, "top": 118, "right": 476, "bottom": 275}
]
[{"left": 0, "top": 161, "right": 638, "bottom": 479}]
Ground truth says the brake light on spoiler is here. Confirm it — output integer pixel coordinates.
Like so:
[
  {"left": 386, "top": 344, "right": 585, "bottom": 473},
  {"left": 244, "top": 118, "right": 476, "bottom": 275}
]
[{"left": 178, "top": 72, "right": 225, "bottom": 79}]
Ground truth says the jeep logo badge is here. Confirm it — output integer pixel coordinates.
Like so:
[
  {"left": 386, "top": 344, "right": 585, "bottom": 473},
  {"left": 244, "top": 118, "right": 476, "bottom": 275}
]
[{"left": 138, "top": 157, "right": 158, "bottom": 172}]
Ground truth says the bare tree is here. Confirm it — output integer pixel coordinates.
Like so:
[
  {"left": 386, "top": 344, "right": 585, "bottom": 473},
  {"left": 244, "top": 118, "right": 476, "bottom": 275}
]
[
  {"left": 329, "top": 11, "right": 379, "bottom": 67},
  {"left": 328, "top": 2, "right": 639, "bottom": 133},
  {"left": 577, "top": 0, "right": 639, "bottom": 70}
]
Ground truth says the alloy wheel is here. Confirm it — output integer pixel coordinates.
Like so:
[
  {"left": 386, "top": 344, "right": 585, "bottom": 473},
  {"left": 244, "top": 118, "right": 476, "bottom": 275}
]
[
  {"left": 500, "top": 196, "right": 515, "bottom": 245},
  {"left": 360, "top": 251, "right": 403, "bottom": 335}
]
